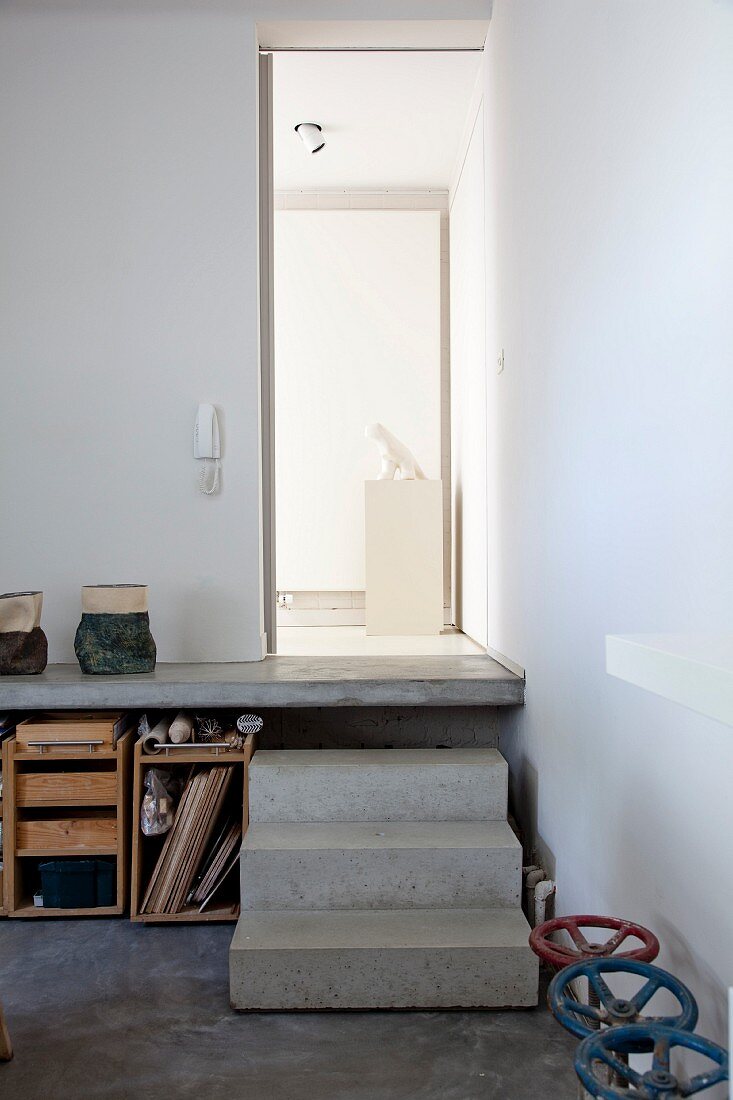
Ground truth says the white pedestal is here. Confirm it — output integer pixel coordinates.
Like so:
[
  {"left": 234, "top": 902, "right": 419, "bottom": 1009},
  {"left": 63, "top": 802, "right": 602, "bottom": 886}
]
[{"left": 365, "top": 480, "right": 443, "bottom": 636}]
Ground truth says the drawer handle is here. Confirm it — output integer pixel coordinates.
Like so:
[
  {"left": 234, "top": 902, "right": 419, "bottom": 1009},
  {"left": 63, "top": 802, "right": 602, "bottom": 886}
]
[
  {"left": 147, "top": 742, "right": 232, "bottom": 756},
  {"left": 26, "top": 739, "right": 105, "bottom": 755}
]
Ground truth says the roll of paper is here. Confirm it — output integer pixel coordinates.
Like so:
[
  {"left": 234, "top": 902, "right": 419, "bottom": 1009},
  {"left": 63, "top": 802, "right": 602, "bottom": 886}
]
[
  {"left": 141, "top": 716, "right": 170, "bottom": 755},
  {"left": 169, "top": 711, "right": 193, "bottom": 745}
]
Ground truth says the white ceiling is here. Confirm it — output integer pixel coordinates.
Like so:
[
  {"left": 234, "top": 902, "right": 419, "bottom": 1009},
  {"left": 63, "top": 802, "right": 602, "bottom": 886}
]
[
  {"left": 273, "top": 51, "right": 482, "bottom": 192},
  {"left": 260, "top": 21, "right": 489, "bottom": 51}
]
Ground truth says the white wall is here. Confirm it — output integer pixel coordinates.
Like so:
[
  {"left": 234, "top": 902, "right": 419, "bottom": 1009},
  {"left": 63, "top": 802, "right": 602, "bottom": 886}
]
[
  {"left": 0, "top": 0, "right": 490, "bottom": 663},
  {"left": 450, "top": 102, "right": 488, "bottom": 647},
  {"left": 275, "top": 209, "right": 441, "bottom": 591},
  {"left": 0, "top": 6, "right": 263, "bottom": 661},
  {"left": 274, "top": 190, "right": 452, "bottom": 612},
  {"left": 484, "top": 0, "right": 733, "bottom": 1065}
]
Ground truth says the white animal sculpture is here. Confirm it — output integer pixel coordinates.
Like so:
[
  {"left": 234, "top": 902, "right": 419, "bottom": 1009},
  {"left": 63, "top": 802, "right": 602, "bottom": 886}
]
[{"left": 365, "top": 423, "right": 426, "bottom": 480}]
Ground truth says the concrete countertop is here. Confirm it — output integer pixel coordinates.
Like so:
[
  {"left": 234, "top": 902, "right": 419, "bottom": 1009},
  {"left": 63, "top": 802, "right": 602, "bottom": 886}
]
[{"left": 0, "top": 655, "right": 524, "bottom": 710}]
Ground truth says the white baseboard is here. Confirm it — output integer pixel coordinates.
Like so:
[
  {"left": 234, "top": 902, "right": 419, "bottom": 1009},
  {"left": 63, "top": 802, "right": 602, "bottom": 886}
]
[
  {"left": 277, "top": 608, "right": 366, "bottom": 627},
  {"left": 279, "top": 610, "right": 455, "bottom": 629},
  {"left": 279, "top": 608, "right": 455, "bottom": 629},
  {"left": 486, "top": 645, "right": 525, "bottom": 677}
]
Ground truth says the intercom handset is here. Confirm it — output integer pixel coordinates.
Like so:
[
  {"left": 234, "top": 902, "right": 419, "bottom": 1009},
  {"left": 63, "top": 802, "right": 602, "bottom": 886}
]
[{"left": 194, "top": 404, "right": 221, "bottom": 494}]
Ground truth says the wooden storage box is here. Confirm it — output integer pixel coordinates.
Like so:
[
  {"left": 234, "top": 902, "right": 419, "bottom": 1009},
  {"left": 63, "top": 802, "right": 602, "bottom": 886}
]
[
  {"left": 1, "top": 743, "right": 6, "bottom": 918},
  {"left": 2, "top": 727, "right": 132, "bottom": 917},
  {"left": 130, "top": 733, "right": 256, "bottom": 923}
]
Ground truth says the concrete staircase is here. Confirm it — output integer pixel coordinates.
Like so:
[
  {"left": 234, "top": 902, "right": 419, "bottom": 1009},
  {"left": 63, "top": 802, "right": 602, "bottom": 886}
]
[{"left": 230, "top": 748, "right": 537, "bottom": 1009}]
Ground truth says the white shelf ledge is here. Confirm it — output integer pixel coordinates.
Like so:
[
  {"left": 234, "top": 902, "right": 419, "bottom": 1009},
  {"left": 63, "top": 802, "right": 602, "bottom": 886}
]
[{"left": 606, "top": 634, "right": 733, "bottom": 727}]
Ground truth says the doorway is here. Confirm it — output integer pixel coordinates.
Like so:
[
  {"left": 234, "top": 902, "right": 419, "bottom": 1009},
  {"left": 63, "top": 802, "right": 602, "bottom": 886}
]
[{"left": 258, "top": 28, "right": 488, "bottom": 658}]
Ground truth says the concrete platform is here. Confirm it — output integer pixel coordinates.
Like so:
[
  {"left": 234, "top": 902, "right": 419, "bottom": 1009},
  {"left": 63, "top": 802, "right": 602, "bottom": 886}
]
[
  {"left": 0, "top": 655, "right": 524, "bottom": 709},
  {"left": 230, "top": 907, "right": 538, "bottom": 1010},
  {"left": 249, "top": 748, "right": 509, "bottom": 822},
  {"left": 240, "top": 820, "right": 522, "bottom": 910}
]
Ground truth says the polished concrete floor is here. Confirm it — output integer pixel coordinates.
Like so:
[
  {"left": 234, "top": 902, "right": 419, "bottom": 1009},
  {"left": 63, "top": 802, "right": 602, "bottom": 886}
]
[{"left": 0, "top": 920, "right": 577, "bottom": 1099}]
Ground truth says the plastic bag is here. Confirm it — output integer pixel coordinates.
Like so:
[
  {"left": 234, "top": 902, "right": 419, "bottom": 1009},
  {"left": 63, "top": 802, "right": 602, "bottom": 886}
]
[{"left": 140, "top": 768, "right": 180, "bottom": 836}]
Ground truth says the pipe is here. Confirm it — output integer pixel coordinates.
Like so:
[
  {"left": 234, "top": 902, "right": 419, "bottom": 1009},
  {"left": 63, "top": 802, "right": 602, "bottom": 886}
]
[
  {"left": 523, "top": 866, "right": 545, "bottom": 926},
  {"left": 534, "top": 879, "right": 556, "bottom": 929}
]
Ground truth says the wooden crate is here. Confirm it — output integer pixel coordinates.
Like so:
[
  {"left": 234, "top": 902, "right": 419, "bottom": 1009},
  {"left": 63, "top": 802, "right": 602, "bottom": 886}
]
[
  {"left": 130, "top": 733, "right": 256, "bottom": 923},
  {"left": 1, "top": 735, "right": 10, "bottom": 918},
  {"left": 3, "top": 729, "right": 132, "bottom": 917},
  {"left": 0, "top": 747, "right": 5, "bottom": 919}
]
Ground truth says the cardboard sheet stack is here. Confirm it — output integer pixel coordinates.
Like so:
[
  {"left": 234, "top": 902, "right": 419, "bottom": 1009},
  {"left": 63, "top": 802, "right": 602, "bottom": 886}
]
[{"left": 141, "top": 765, "right": 238, "bottom": 914}]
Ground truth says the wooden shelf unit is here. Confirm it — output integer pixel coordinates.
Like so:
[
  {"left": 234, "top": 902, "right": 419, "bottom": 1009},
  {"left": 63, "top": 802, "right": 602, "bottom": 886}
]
[
  {"left": 2, "top": 730, "right": 132, "bottom": 917},
  {"left": 130, "top": 732, "right": 256, "bottom": 924},
  {"left": 0, "top": 745, "right": 5, "bottom": 918}
]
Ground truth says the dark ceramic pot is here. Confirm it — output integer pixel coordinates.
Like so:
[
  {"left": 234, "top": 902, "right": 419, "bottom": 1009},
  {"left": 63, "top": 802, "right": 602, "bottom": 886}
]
[
  {"left": 0, "top": 591, "right": 48, "bottom": 675},
  {"left": 74, "top": 585, "right": 156, "bottom": 675}
]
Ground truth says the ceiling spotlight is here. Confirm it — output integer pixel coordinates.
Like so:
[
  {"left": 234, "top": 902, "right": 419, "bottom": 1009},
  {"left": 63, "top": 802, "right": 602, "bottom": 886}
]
[{"left": 295, "top": 123, "right": 325, "bottom": 154}]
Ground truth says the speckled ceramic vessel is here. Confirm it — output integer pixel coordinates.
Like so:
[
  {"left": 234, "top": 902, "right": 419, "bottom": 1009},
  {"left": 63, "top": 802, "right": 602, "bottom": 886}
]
[{"left": 74, "top": 585, "right": 156, "bottom": 675}]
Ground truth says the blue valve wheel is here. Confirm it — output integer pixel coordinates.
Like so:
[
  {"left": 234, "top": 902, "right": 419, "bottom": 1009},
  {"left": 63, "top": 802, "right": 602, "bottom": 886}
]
[
  {"left": 549, "top": 958, "right": 698, "bottom": 1052},
  {"left": 575, "top": 1024, "right": 728, "bottom": 1098}
]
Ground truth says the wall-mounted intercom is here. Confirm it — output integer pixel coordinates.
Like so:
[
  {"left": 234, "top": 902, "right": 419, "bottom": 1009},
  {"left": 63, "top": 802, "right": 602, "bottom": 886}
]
[{"left": 193, "top": 403, "right": 221, "bottom": 494}]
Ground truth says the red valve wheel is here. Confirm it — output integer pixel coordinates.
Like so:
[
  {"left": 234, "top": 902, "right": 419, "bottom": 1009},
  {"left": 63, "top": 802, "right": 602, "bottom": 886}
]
[{"left": 530, "top": 915, "right": 659, "bottom": 970}]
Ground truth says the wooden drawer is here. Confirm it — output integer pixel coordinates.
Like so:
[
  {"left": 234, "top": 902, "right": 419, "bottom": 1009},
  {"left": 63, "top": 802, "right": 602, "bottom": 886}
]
[
  {"left": 17, "top": 814, "right": 117, "bottom": 854},
  {"left": 16, "top": 772, "right": 117, "bottom": 807},
  {"left": 16, "top": 712, "right": 130, "bottom": 749}
]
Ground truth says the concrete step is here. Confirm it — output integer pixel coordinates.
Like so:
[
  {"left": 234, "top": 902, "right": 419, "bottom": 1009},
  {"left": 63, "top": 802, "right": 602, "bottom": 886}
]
[
  {"left": 230, "top": 907, "right": 538, "bottom": 1009},
  {"left": 240, "top": 820, "right": 521, "bottom": 910},
  {"left": 248, "top": 748, "right": 508, "bottom": 822}
]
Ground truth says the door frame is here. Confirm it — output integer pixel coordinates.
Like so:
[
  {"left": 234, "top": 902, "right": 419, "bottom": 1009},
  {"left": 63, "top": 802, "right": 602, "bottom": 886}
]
[
  {"left": 258, "top": 51, "right": 277, "bottom": 655},
  {"left": 256, "top": 22, "right": 489, "bottom": 657}
]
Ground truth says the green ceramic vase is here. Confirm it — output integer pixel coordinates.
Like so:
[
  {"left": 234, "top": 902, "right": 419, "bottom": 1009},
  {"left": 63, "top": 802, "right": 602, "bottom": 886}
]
[{"left": 74, "top": 585, "right": 156, "bottom": 675}]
